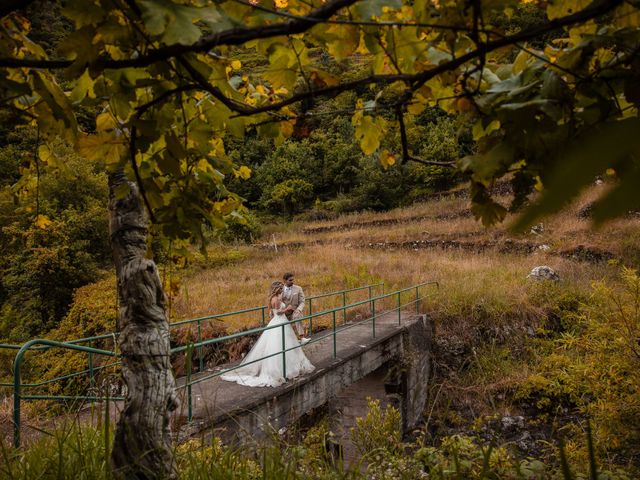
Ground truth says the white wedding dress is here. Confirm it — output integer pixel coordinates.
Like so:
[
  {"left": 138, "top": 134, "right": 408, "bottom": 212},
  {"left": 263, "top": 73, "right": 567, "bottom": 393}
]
[{"left": 221, "top": 303, "right": 315, "bottom": 387}]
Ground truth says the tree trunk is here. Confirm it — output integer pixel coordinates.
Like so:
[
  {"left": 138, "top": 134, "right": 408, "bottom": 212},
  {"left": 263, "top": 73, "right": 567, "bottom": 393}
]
[{"left": 108, "top": 171, "right": 178, "bottom": 479}]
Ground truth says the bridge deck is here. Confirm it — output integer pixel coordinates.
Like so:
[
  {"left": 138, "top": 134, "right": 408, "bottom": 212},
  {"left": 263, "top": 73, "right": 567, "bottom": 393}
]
[{"left": 174, "top": 310, "right": 421, "bottom": 440}]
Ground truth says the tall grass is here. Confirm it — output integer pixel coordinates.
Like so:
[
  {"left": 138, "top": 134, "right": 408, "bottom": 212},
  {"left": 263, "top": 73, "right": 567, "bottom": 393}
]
[{"left": 2, "top": 409, "right": 632, "bottom": 480}]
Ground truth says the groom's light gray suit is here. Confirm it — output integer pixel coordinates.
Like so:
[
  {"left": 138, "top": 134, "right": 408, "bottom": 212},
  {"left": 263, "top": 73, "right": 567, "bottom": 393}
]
[{"left": 282, "top": 284, "right": 306, "bottom": 336}]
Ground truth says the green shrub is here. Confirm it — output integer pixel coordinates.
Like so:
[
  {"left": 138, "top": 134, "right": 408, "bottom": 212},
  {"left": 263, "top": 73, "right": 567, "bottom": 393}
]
[
  {"left": 30, "top": 277, "right": 118, "bottom": 398},
  {"left": 415, "top": 434, "right": 542, "bottom": 479},
  {"left": 218, "top": 210, "right": 262, "bottom": 243},
  {"left": 518, "top": 268, "right": 640, "bottom": 465},
  {"left": 0, "top": 143, "right": 110, "bottom": 343},
  {"left": 351, "top": 398, "right": 402, "bottom": 458}
]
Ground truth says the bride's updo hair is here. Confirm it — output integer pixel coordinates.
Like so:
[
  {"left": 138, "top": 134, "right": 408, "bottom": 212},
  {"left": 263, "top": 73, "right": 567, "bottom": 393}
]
[{"left": 268, "top": 281, "right": 284, "bottom": 308}]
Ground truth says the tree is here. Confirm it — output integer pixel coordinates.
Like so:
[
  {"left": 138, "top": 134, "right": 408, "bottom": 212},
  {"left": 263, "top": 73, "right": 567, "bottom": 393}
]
[{"left": 1, "top": 0, "right": 639, "bottom": 477}]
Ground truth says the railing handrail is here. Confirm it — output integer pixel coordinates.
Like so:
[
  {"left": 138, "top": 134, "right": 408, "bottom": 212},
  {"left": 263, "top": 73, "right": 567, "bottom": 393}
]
[
  {"left": 172, "top": 281, "right": 439, "bottom": 352},
  {"left": 0, "top": 283, "right": 385, "bottom": 351}
]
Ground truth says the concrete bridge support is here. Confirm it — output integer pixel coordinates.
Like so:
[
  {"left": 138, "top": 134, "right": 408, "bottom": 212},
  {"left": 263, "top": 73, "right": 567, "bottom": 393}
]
[{"left": 329, "top": 315, "right": 434, "bottom": 463}]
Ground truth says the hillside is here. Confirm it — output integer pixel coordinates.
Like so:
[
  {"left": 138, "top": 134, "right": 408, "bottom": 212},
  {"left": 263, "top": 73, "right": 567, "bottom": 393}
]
[
  {"left": 164, "top": 183, "right": 638, "bottom": 475},
  {"left": 3, "top": 182, "right": 640, "bottom": 478}
]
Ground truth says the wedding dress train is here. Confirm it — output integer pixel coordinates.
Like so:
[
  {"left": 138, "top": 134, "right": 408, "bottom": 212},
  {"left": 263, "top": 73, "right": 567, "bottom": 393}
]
[{"left": 221, "top": 305, "right": 315, "bottom": 387}]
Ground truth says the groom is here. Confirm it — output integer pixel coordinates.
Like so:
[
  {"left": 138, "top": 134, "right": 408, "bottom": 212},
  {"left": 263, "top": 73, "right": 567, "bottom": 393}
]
[{"left": 282, "top": 272, "right": 309, "bottom": 342}]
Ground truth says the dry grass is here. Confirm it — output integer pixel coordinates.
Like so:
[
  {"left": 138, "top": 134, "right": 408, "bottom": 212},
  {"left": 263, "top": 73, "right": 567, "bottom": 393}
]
[{"left": 171, "top": 184, "right": 636, "bottom": 334}]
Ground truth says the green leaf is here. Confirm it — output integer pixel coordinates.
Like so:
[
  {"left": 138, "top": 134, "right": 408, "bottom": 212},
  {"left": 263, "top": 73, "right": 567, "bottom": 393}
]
[
  {"left": 459, "top": 143, "right": 514, "bottom": 186},
  {"left": 69, "top": 70, "right": 96, "bottom": 103},
  {"left": 513, "top": 117, "right": 640, "bottom": 230},
  {"left": 592, "top": 167, "right": 640, "bottom": 224},
  {"left": 139, "top": 0, "right": 224, "bottom": 45},
  {"left": 353, "top": 0, "right": 402, "bottom": 19},
  {"left": 77, "top": 132, "right": 126, "bottom": 167},
  {"left": 62, "top": 0, "right": 107, "bottom": 27},
  {"left": 262, "top": 44, "right": 297, "bottom": 90},
  {"left": 470, "top": 183, "right": 508, "bottom": 227}
]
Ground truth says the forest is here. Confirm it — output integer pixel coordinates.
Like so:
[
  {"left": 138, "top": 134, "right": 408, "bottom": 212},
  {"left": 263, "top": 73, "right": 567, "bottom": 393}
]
[{"left": 1, "top": 0, "right": 640, "bottom": 478}]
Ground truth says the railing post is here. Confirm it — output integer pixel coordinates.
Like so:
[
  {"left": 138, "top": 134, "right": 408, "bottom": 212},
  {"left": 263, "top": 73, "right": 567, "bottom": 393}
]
[
  {"left": 187, "top": 344, "right": 193, "bottom": 422},
  {"left": 197, "top": 319, "right": 204, "bottom": 372},
  {"left": 309, "top": 299, "right": 313, "bottom": 336},
  {"left": 13, "top": 346, "right": 25, "bottom": 448},
  {"left": 282, "top": 325, "right": 287, "bottom": 378},
  {"left": 372, "top": 299, "right": 376, "bottom": 339},
  {"left": 332, "top": 311, "right": 337, "bottom": 358},
  {"left": 416, "top": 286, "right": 420, "bottom": 314},
  {"left": 368, "top": 285, "right": 373, "bottom": 317},
  {"left": 88, "top": 340, "right": 95, "bottom": 390},
  {"left": 261, "top": 307, "right": 266, "bottom": 326},
  {"left": 397, "top": 291, "right": 401, "bottom": 325}
]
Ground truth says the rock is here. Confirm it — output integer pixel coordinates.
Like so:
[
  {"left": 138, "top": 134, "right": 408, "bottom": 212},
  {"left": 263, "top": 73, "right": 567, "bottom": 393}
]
[
  {"left": 530, "top": 223, "right": 544, "bottom": 235},
  {"left": 516, "top": 431, "right": 533, "bottom": 451},
  {"left": 527, "top": 266, "right": 559, "bottom": 282},
  {"left": 501, "top": 415, "right": 525, "bottom": 431},
  {"left": 537, "top": 244, "right": 551, "bottom": 252}
]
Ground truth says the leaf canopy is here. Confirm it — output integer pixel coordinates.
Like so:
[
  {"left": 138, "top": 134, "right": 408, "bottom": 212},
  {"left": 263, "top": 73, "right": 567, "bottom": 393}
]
[{"left": 1, "top": 0, "right": 639, "bottom": 240}]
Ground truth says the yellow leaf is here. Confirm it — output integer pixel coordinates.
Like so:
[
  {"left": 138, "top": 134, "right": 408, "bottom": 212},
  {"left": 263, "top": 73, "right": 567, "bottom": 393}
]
[
  {"left": 231, "top": 60, "right": 242, "bottom": 70},
  {"left": 280, "top": 118, "right": 295, "bottom": 138},
  {"left": 96, "top": 112, "right": 117, "bottom": 132},
  {"left": 77, "top": 132, "right": 126, "bottom": 166},
  {"left": 472, "top": 119, "right": 501, "bottom": 141},
  {"left": 615, "top": 3, "right": 640, "bottom": 28},
  {"left": 379, "top": 150, "right": 396, "bottom": 170},
  {"left": 534, "top": 176, "right": 543, "bottom": 192},
  {"left": 35, "top": 214, "right": 53, "bottom": 229},
  {"left": 38, "top": 144, "right": 52, "bottom": 164},
  {"left": 209, "top": 137, "right": 226, "bottom": 158},
  {"left": 70, "top": 69, "right": 96, "bottom": 103},
  {"left": 547, "top": 0, "right": 590, "bottom": 20},
  {"left": 234, "top": 165, "right": 252, "bottom": 180},
  {"left": 355, "top": 115, "right": 386, "bottom": 155},
  {"left": 512, "top": 50, "right": 531, "bottom": 75}
]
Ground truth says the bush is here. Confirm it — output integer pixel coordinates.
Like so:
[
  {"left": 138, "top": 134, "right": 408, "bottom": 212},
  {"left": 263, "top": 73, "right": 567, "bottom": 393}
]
[
  {"left": 351, "top": 398, "right": 402, "bottom": 458},
  {"left": 30, "top": 277, "right": 118, "bottom": 397},
  {"left": 518, "top": 268, "right": 640, "bottom": 465},
  {"left": 262, "top": 178, "right": 315, "bottom": 216},
  {"left": 0, "top": 143, "right": 110, "bottom": 342},
  {"left": 218, "top": 210, "right": 262, "bottom": 243}
]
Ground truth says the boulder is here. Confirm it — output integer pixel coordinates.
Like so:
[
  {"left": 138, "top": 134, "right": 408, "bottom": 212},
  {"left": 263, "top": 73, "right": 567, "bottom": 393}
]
[{"left": 527, "top": 266, "right": 559, "bottom": 281}]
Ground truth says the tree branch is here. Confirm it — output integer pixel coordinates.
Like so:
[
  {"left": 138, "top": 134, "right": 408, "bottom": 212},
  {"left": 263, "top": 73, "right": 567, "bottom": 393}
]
[
  {"left": 0, "top": 0, "right": 622, "bottom": 71},
  {"left": 0, "top": 0, "right": 360, "bottom": 69},
  {"left": 231, "top": 0, "right": 483, "bottom": 32},
  {"left": 406, "top": 156, "right": 457, "bottom": 168},
  {"left": 397, "top": 105, "right": 410, "bottom": 164}
]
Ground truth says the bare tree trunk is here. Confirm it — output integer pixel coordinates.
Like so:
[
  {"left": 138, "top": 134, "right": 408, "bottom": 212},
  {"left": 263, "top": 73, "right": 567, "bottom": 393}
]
[{"left": 108, "top": 170, "right": 178, "bottom": 479}]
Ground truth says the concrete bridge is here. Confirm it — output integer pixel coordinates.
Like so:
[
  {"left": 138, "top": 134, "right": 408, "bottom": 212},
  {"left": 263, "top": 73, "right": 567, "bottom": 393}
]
[{"left": 174, "top": 310, "right": 434, "bottom": 452}]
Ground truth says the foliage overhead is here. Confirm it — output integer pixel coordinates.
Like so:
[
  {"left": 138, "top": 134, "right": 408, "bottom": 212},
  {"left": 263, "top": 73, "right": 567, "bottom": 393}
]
[{"left": 1, "top": 0, "right": 639, "bottom": 241}]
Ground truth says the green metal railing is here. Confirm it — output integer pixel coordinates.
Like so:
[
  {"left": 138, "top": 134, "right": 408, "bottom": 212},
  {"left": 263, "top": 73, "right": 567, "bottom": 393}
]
[
  {"left": 1, "top": 281, "right": 439, "bottom": 448},
  {"left": 1, "top": 283, "right": 383, "bottom": 390}
]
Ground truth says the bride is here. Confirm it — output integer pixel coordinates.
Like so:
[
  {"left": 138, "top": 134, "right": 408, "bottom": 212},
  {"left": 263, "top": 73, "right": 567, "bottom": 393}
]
[{"left": 221, "top": 281, "right": 315, "bottom": 387}]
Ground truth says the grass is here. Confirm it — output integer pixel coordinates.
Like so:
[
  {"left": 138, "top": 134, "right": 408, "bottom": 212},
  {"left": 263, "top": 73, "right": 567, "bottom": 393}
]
[{"left": 4, "top": 182, "right": 640, "bottom": 476}]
